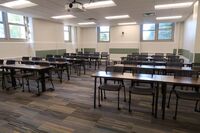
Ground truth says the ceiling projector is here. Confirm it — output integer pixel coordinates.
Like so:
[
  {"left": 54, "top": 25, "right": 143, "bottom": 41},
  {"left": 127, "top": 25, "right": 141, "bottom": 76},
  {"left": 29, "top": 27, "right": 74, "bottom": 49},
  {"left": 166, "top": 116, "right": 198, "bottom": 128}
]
[{"left": 65, "top": 0, "right": 85, "bottom": 12}]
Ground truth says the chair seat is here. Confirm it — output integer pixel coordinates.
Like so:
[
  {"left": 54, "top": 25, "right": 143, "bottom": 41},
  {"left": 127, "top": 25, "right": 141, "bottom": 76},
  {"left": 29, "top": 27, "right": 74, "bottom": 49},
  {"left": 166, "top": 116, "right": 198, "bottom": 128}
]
[
  {"left": 99, "top": 84, "right": 121, "bottom": 91},
  {"left": 130, "top": 85, "right": 154, "bottom": 95},
  {"left": 176, "top": 90, "right": 200, "bottom": 101}
]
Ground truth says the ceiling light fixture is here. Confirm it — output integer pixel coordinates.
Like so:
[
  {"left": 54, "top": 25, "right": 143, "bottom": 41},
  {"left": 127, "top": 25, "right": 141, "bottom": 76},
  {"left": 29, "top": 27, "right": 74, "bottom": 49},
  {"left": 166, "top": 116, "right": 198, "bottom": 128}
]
[
  {"left": 156, "top": 16, "right": 182, "bottom": 20},
  {"left": 105, "top": 15, "right": 130, "bottom": 20},
  {"left": 0, "top": 0, "right": 37, "bottom": 9},
  {"left": 84, "top": 0, "right": 116, "bottom": 9},
  {"left": 78, "top": 22, "right": 96, "bottom": 25},
  {"left": 155, "top": 2, "right": 193, "bottom": 10},
  {"left": 118, "top": 22, "right": 137, "bottom": 25},
  {"left": 51, "top": 15, "right": 76, "bottom": 19}
]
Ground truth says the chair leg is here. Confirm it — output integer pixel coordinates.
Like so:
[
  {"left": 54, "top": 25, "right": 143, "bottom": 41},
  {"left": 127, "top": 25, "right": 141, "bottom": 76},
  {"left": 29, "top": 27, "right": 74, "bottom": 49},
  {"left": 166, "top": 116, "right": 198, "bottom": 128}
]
[
  {"left": 122, "top": 81, "right": 126, "bottom": 102},
  {"left": 167, "top": 85, "right": 175, "bottom": 108},
  {"left": 37, "top": 80, "right": 40, "bottom": 96},
  {"left": 27, "top": 79, "right": 31, "bottom": 92},
  {"left": 22, "top": 78, "right": 24, "bottom": 92},
  {"left": 104, "top": 90, "right": 106, "bottom": 99},
  {"left": 101, "top": 89, "right": 103, "bottom": 101},
  {"left": 129, "top": 91, "right": 132, "bottom": 112},
  {"left": 152, "top": 94, "right": 155, "bottom": 115},
  {"left": 123, "top": 86, "right": 126, "bottom": 102},
  {"left": 173, "top": 97, "right": 179, "bottom": 120},
  {"left": 118, "top": 90, "right": 120, "bottom": 110},
  {"left": 195, "top": 100, "right": 199, "bottom": 112},
  {"left": 50, "top": 79, "right": 54, "bottom": 90},
  {"left": 98, "top": 88, "right": 101, "bottom": 107}
]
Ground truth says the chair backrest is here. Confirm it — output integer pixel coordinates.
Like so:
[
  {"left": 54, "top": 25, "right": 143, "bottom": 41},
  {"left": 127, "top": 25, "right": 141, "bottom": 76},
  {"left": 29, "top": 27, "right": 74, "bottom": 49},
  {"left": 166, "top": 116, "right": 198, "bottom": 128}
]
[
  {"left": 174, "top": 70, "right": 199, "bottom": 78},
  {"left": 77, "top": 51, "right": 83, "bottom": 55},
  {"left": 38, "top": 62, "right": 50, "bottom": 66},
  {"left": 63, "top": 53, "right": 70, "bottom": 57},
  {"left": 21, "top": 61, "right": 35, "bottom": 65},
  {"left": 0, "top": 59, "right": 4, "bottom": 65},
  {"left": 153, "top": 57, "right": 165, "bottom": 62},
  {"left": 106, "top": 66, "right": 124, "bottom": 74},
  {"left": 140, "top": 52, "right": 148, "bottom": 57},
  {"left": 94, "top": 52, "right": 100, "bottom": 56},
  {"left": 47, "top": 57, "right": 56, "bottom": 62},
  {"left": 166, "top": 53, "right": 174, "bottom": 56},
  {"left": 132, "top": 52, "right": 139, "bottom": 57},
  {"left": 32, "top": 57, "right": 42, "bottom": 61},
  {"left": 54, "top": 55, "right": 61, "bottom": 58},
  {"left": 56, "top": 58, "right": 66, "bottom": 62},
  {"left": 166, "top": 62, "right": 183, "bottom": 67},
  {"left": 137, "top": 56, "right": 148, "bottom": 61},
  {"left": 155, "top": 53, "right": 164, "bottom": 56},
  {"left": 101, "top": 52, "right": 109, "bottom": 57},
  {"left": 46, "top": 54, "right": 53, "bottom": 58},
  {"left": 22, "top": 57, "right": 29, "bottom": 61},
  {"left": 6, "top": 60, "right": 15, "bottom": 65}
]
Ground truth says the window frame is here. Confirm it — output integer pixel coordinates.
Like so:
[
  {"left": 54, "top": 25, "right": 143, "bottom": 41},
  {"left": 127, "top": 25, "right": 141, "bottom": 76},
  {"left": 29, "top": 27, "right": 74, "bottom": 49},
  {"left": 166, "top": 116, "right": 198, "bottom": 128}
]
[
  {"left": 141, "top": 23, "right": 174, "bottom": 42},
  {"left": 0, "top": 11, "right": 6, "bottom": 40},
  {"left": 0, "top": 11, "right": 29, "bottom": 41},
  {"left": 64, "top": 25, "right": 72, "bottom": 42},
  {"left": 97, "top": 26, "right": 110, "bottom": 43}
]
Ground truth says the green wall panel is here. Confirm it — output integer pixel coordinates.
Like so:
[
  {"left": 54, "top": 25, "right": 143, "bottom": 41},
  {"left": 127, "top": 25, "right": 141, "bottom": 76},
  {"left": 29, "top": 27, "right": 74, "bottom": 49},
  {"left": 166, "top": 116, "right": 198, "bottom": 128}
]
[
  {"left": 194, "top": 53, "right": 200, "bottom": 63},
  {"left": 173, "top": 49, "right": 177, "bottom": 55},
  {"left": 178, "top": 49, "right": 182, "bottom": 55},
  {"left": 178, "top": 49, "right": 193, "bottom": 62},
  {"left": 109, "top": 48, "right": 139, "bottom": 54},
  {"left": 36, "top": 49, "right": 66, "bottom": 57},
  {"left": 84, "top": 48, "right": 96, "bottom": 53}
]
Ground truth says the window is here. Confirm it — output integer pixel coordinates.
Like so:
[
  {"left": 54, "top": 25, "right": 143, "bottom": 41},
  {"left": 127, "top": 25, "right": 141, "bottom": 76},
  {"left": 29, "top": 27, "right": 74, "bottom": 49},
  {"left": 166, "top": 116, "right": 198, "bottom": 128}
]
[
  {"left": 98, "top": 26, "right": 110, "bottom": 42},
  {"left": 141, "top": 23, "right": 174, "bottom": 41},
  {"left": 0, "top": 11, "right": 5, "bottom": 38},
  {"left": 158, "top": 23, "right": 173, "bottom": 40},
  {"left": 142, "top": 24, "right": 155, "bottom": 41},
  {"left": 7, "top": 13, "right": 26, "bottom": 39},
  {"left": 0, "top": 11, "right": 29, "bottom": 40},
  {"left": 64, "top": 26, "right": 71, "bottom": 42}
]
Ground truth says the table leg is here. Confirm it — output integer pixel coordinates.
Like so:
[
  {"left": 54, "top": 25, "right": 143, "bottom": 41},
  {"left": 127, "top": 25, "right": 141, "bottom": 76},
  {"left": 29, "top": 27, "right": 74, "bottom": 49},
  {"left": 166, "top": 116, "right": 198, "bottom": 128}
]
[
  {"left": 39, "top": 70, "right": 46, "bottom": 92},
  {"left": 60, "top": 67, "right": 63, "bottom": 83},
  {"left": 161, "top": 83, "right": 166, "bottom": 120},
  {"left": 94, "top": 77, "right": 97, "bottom": 108},
  {"left": 95, "top": 60, "right": 97, "bottom": 70},
  {"left": 155, "top": 82, "right": 159, "bottom": 118},
  {"left": 10, "top": 69, "right": 16, "bottom": 88},
  {"left": 66, "top": 64, "right": 70, "bottom": 80}
]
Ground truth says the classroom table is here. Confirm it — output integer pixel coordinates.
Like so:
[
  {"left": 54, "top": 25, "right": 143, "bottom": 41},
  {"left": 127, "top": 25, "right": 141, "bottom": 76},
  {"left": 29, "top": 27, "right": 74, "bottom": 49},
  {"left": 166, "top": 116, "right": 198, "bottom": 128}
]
[
  {"left": 1, "top": 64, "right": 52, "bottom": 92},
  {"left": 91, "top": 71, "right": 200, "bottom": 120},
  {"left": 21, "top": 60, "right": 70, "bottom": 82},
  {"left": 114, "top": 64, "right": 200, "bottom": 74}
]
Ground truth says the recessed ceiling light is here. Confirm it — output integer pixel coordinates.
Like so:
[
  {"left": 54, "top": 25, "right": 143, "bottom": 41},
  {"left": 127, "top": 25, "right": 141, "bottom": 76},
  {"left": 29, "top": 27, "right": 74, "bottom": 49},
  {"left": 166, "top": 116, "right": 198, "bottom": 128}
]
[
  {"left": 155, "top": 2, "right": 193, "bottom": 10},
  {"left": 156, "top": 16, "right": 182, "bottom": 20},
  {"left": 78, "top": 22, "right": 96, "bottom": 25},
  {"left": 51, "top": 15, "right": 76, "bottom": 19},
  {"left": 0, "top": 0, "right": 37, "bottom": 9},
  {"left": 105, "top": 15, "right": 130, "bottom": 20},
  {"left": 84, "top": 0, "right": 116, "bottom": 9},
  {"left": 118, "top": 22, "right": 137, "bottom": 25}
]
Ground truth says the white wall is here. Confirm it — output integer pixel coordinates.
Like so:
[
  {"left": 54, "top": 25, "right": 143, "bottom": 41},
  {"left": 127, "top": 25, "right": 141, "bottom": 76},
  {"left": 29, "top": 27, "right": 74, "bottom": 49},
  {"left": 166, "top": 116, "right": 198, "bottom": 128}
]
[
  {"left": 32, "top": 18, "right": 77, "bottom": 53},
  {"left": 140, "top": 23, "right": 182, "bottom": 54},
  {"left": 0, "top": 42, "right": 31, "bottom": 59},
  {"left": 182, "top": 12, "right": 197, "bottom": 53},
  {"left": 79, "top": 23, "right": 182, "bottom": 60}
]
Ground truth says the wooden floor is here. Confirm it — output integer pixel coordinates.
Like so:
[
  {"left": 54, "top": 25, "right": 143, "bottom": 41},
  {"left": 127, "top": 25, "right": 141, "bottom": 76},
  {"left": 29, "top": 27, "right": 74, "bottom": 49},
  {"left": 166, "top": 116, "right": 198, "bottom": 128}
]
[{"left": 0, "top": 65, "right": 200, "bottom": 133}]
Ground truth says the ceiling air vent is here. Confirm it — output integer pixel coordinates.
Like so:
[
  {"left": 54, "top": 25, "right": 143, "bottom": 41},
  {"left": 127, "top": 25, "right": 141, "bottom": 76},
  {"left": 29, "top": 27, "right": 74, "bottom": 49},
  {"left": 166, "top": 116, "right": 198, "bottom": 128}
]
[
  {"left": 87, "top": 18, "right": 97, "bottom": 21},
  {"left": 143, "top": 12, "right": 155, "bottom": 17}
]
